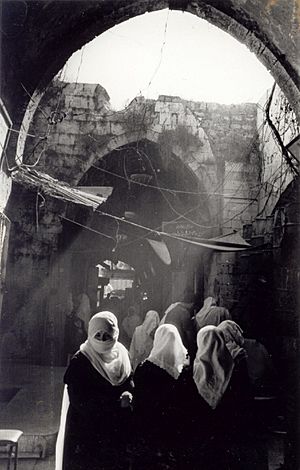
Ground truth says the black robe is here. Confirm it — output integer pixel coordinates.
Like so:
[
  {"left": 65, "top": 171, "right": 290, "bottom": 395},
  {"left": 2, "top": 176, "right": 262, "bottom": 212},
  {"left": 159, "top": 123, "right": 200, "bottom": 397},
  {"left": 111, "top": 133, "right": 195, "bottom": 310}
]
[
  {"left": 132, "top": 360, "right": 181, "bottom": 468},
  {"left": 213, "top": 357, "right": 268, "bottom": 470},
  {"left": 175, "top": 366, "right": 221, "bottom": 470},
  {"left": 133, "top": 360, "right": 204, "bottom": 469},
  {"left": 63, "top": 351, "right": 133, "bottom": 470}
]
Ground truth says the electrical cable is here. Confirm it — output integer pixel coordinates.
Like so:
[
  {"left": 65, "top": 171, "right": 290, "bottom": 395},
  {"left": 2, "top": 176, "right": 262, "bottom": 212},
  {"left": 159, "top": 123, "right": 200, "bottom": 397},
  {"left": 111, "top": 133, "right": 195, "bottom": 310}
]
[
  {"left": 58, "top": 214, "right": 116, "bottom": 241},
  {"left": 20, "top": 83, "right": 49, "bottom": 121},
  {"left": 7, "top": 67, "right": 298, "bottom": 252}
]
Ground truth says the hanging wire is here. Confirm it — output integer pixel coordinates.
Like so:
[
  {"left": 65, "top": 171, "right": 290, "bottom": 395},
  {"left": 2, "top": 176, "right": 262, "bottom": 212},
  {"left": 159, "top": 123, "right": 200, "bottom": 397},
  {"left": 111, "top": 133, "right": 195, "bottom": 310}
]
[
  {"left": 9, "top": 154, "right": 292, "bottom": 253},
  {"left": 65, "top": 45, "right": 86, "bottom": 111},
  {"left": 58, "top": 214, "right": 115, "bottom": 241},
  {"left": 11, "top": 70, "right": 269, "bottom": 201},
  {"left": 6, "top": 50, "right": 298, "bottom": 252},
  {"left": 118, "top": 160, "right": 291, "bottom": 247},
  {"left": 133, "top": 9, "right": 170, "bottom": 150},
  {"left": 9, "top": 128, "right": 44, "bottom": 139},
  {"left": 20, "top": 83, "right": 49, "bottom": 121},
  {"left": 35, "top": 190, "right": 40, "bottom": 232},
  {"left": 265, "top": 83, "right": 299, "bottom": 176},
  {"left": 10, "top": 117, "right": 290, "bottom": 246},
  {"left": 57, "top": 149, "right": 251, "bottom": 198}
]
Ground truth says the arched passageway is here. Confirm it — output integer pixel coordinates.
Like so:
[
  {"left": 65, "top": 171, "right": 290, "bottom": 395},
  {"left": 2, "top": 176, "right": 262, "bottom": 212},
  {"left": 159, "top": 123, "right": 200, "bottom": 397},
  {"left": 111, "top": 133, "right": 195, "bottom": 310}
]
[
  {"left": 3, "top": 131, "right": 214, "bottom": 364},
  {"left": 1, "top": 0, "right": 299, "bottom": 172},
  {"left": 2, "top": 1, "right": 299, "bottom": 121},
  {"left": 0, "top": 2, "right": 299, "bottom": 468}
]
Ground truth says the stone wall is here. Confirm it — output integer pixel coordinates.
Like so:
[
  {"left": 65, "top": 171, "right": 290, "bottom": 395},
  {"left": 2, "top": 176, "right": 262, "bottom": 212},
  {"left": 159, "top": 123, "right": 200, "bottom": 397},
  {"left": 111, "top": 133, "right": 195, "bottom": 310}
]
[
  {"left": 6, "top": 81, "right": 300, "bottom": 369},
  {"left": 22, "top": 82, "right": 261, "bottom": 238},
  {"left": 1, "top": 0, "right": 299, "bottom": 134},
  {"left": 181, "top": 99, "right": 261, "bottom": 233},
  {"left": 206, "top": 176, "right": 300, "bottom": 344},
  {"left": 257, "top": 84, "right": 299, "bottom": 215},
  {"left": 8, "top": 81, "right": 263, "bottom": 262},
  {"left": 2, "top": 82, "right": 264, "bottom": 364}
]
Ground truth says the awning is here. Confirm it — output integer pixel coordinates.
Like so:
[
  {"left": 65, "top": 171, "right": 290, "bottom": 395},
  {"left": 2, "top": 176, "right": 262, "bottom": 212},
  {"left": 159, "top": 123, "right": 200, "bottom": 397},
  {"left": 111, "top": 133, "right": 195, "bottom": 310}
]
[
  {"left": 146, "top": 238, "right": 172, "bottom": 265},
  {"left": 161, "top": 230, "right": 251, "bottom": 252},
  {"left": 145, "top": 232, "right": 250, "bottom": 266}
]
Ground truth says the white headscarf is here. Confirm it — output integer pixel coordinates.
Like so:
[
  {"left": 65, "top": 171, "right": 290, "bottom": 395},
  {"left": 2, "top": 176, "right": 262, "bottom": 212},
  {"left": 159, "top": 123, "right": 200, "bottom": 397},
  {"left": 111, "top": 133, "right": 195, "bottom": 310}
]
[
  {"left": 195, "top": 297, "right": 231, "bottom": 330},
  {"left": 217, "top": 320, "right": 244, "bottom": 345},
  {"left": 80, "top": 311, "right": 132, "bottom": 386},
  {"left": 193, "top": 326, "right": 234, "bottom": 409},
  {"left": 129, "top": 310, "right": 160, "bottom": 371},
  {"left": 55, "top": 312, "right": 131, "bottom": 470},
  {"left": 217, "top": 320, "right": 245, "bottom": 360},
  {"left": 147, "top": 324, "right": 188, "bottom": 379},
  {"left": 143, "top": 310, "right": 160, "bottom": 336},
  {"left": 197, "top": 297, "right": 216, "bottom": 317}
]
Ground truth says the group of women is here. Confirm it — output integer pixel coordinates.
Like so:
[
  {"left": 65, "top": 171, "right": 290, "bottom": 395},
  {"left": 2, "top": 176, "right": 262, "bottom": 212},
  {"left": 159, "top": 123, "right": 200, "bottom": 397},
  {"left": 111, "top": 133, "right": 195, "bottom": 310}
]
[{"left": 56, "top": 297, "right": 266, "bottom": 470}]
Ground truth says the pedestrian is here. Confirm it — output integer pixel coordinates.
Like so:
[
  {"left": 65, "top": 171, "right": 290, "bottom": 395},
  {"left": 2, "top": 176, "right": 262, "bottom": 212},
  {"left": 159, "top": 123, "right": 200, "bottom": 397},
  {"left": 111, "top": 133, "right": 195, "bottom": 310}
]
[
  {"left": 56, "top": 311, "right": 133, "bottom": 470},
  {"left": 195, "top": 296, "right": 231, "bottom": 331},
  {"left": 122, "top": 305, "right": 142, "bottom": 349},
  {"left": 217, "top": 319, "right": 246, "bottom": 360},
  {"left": 161, "top": 291, "right": 197, "bottom": 362},
  {"left": 129, "top": 310, "right": 160, "bottom": 371},
  {"left": 193, "top": 325, "right": 265, "bottom": 469},
  {"left": 132, "top": 324, "right": 188, "bottom": 469}
]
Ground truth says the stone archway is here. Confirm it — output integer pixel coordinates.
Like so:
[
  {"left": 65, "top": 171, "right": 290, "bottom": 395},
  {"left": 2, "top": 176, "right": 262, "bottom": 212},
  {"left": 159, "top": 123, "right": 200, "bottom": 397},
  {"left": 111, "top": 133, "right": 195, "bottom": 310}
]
[
  {"left": 0, "top": 6, "right": 299, "bottom": 463},
  {"left": 1, "top": 0, "right": 299, "bottom": 356},
  {"left": 2, "top": 1, "right": 299, "bottom": 120},
  {"left": 1, "top": 0, "right": 298, "bottom": 174},
  {"left": 17, "top": 83, "right": 219, "bottom": 224},
  {"left": 76, "top": 94, "right": 218, "bottom": 216}
]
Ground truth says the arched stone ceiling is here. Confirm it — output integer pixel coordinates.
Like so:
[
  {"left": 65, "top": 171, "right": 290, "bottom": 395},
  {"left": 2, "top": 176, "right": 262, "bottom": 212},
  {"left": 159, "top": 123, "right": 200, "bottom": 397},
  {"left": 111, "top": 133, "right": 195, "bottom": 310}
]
[{"left": 1, "top": 0, "right": 299, "bottom": 126}]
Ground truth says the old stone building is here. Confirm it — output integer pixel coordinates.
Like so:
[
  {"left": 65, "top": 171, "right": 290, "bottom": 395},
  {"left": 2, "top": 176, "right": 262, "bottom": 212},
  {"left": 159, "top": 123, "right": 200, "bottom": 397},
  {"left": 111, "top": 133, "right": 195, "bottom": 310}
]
[
  {"left": 0, "top": 0, "right": 299, "bottom": 466},
  {"left": 1, "top": 78, "right": 298, "bottom": 365}
]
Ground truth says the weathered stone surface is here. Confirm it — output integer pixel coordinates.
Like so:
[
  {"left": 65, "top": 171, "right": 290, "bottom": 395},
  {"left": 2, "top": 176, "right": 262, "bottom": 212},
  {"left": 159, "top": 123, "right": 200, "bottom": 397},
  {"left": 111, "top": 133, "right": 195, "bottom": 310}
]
[
  {"left": 0, "top": 0, "right": 298, "bottom": 383},
  {"left": 257, "top": 85, "right": 299, "bottom": 215},
  {"left": 16, "top": 81, "right": 293, "bottom": 252},
  {"left": 1, "top": 0, "right": 299, "bottom": 132},
  {"left": 0, "top": 0, "right": 298, "bottom": 248}
]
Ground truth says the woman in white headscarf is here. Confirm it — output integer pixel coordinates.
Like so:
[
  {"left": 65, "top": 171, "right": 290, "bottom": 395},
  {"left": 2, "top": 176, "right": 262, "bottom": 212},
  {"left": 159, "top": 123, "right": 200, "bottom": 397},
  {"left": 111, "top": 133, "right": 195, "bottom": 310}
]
[
  {"left": 217, "top": 319, "right": 246, "bottom": 361},
  {"left": 129, "top": 310, "right": 160, "bottom": 371},
  {"left": 133, "top": 324, "right": 188, "bottom": 468},
  {"left": 195, "top": 297, "right": 231, "bottom": 331},
  {"left": 193, "top": 326, "right": 234, "bottom": 409},
  {"left": 56, "top": 311, "right": 133, "bottom": 470},
  {"left": 193, "top": 326, "right": 256, "bottom": 470}
]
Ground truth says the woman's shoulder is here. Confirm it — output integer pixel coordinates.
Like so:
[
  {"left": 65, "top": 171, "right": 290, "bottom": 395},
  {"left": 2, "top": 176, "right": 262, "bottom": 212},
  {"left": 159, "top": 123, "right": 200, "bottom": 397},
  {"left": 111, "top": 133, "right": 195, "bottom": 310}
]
[
  {"left": 177, "top": 366, "right": 198, "bottom": 392},
  {"left": 134, "top": 359, "right": 151, "bottom": 374},
  {"left": 179, "top": 365, "right": 193, "bottom": 381},
  {"left": 134, "top": 360, "right": 162, "bottom": 378},
  {"left": 64, "top": 351, "right": 93, "bottom": 383},
  {"left": 70, "top": 350, "right": 89, "bottom": 365},
  {"left": 135, "top": 360, "right": 176, "bottom": 386}
]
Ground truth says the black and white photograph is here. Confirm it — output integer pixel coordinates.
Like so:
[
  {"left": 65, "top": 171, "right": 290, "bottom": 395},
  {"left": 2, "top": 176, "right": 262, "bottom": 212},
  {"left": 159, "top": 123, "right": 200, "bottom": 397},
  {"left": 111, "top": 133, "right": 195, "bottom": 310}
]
[{"left": 0, "top": 1, "right": 299, "bottom": 469}]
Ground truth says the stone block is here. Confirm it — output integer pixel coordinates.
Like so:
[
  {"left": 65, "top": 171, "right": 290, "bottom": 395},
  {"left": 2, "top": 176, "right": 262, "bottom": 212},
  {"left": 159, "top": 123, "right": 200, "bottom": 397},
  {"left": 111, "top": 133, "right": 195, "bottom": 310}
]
[
  {"left": 58, "top": 133, "right": 76, "bottom": 146},
  {"left": 70, "top": 96, "right": 87, "bottom": 109},
  {"left": 188, "top": 160, "right": 201, "bottom": 172},
  {"left": 73, "top": 112, "right": 88, "bottom": 121},
  {"left": 110, "top": 122, "right": 125, "bottom": 136}
]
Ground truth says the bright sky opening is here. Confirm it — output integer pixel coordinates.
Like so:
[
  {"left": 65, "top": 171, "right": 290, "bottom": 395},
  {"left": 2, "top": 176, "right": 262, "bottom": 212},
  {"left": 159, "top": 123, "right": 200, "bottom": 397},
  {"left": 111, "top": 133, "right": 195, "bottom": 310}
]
[{"left": 62, "top": 9, "right": 274, "bottom": 110}]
